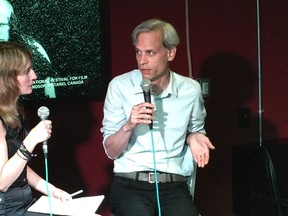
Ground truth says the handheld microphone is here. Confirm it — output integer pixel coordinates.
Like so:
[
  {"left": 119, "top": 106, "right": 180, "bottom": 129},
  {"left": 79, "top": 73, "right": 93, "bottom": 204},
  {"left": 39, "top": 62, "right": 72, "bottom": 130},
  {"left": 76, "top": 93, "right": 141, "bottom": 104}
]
[
  {"left": 37, "top": 106, "right": 50, "bottom": 157},
  {"left": 140, "top": 79, "right": 153, "bottom": 130}
]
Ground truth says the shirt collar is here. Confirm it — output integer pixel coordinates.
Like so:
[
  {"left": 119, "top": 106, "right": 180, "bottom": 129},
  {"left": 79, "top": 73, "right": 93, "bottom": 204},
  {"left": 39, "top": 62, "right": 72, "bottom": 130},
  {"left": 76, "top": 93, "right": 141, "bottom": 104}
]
[
  {"left": 161, "top": 71, "right": 177, "bottom": 98},
  {"left": 133, "top": 70, "right": 178, "bottom": 98},
  {"left": 133, "top": 70, "right": 145, "bottom": 95}
]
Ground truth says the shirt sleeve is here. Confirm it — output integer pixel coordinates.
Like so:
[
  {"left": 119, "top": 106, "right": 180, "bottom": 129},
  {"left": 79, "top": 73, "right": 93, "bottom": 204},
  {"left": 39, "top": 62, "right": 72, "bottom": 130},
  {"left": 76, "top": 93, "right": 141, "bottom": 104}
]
[
  {"left": 101, "top": 79, "right": 127, "bottom": 144},
  {"left": 188, "top": 81, "right": 207, "bottom": 134}
]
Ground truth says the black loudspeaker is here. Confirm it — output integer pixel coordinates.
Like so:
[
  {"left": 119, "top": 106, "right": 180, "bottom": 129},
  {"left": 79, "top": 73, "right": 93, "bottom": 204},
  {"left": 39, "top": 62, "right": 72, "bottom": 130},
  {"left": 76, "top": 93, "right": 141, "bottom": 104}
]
[{"left": 232, "top": 139, "right": 288, "bottom": 216}]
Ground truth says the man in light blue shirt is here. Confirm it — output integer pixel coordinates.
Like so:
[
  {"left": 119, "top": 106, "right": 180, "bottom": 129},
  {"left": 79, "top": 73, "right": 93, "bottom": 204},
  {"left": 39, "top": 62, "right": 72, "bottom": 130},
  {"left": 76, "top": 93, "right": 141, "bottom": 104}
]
[{"left": 101, "top": 18, "right": 215, "bottom": 216}]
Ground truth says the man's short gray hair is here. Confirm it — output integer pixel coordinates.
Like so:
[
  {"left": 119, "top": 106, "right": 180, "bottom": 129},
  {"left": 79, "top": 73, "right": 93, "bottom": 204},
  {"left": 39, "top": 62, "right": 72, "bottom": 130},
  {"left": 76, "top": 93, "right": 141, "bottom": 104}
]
[{"left": 132, "top": 18, "right": 180, "bottom": 50}]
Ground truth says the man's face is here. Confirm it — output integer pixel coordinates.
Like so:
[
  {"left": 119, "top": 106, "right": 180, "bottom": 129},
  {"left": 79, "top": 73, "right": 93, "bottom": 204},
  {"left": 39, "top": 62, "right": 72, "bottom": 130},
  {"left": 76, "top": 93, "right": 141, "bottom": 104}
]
[
  {"left": 135, "top": 30, "right": 176, "bottom": 82},
  {"left": 0, "top": 1, "right": 12, "bottom": 41}
]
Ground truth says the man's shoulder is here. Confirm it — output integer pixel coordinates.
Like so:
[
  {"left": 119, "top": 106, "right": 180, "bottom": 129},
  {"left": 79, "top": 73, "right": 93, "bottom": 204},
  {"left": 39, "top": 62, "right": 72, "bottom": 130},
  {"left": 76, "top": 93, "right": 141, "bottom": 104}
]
[
  {"left": 171, "top": 71, "right": 200, "bottom": 89},
  {"left": 109, "top": 69, "right": 141, "bottom": 90},
  {"left": 111, "top": 69, "right": 141, "bottom": 83}
]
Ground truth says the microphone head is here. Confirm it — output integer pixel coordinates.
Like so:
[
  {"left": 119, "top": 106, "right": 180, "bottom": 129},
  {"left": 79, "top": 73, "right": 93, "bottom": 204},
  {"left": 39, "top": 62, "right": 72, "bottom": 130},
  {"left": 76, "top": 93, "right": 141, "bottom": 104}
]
[
  {"left": 37, "top": 106, "right": 50, "bottom": 120},
  {"left": 140, "top": 79, "right": 152, "bottom": 92}
]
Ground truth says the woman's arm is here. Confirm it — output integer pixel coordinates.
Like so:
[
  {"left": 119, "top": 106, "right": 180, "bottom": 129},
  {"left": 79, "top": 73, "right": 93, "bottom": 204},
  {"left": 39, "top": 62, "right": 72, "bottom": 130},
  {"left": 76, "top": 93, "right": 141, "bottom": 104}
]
[
  {"left": 0, "top": 121, "right": 28, "bottom": 191},
  {"left": 27, "top": 166, "right": 72, "bottom": 201}
]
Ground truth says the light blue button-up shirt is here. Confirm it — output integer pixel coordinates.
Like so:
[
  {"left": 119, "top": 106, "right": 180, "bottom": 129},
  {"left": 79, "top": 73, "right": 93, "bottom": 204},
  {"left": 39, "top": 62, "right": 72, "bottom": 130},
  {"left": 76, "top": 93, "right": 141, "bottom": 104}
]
[{"left": 101, "top": 69, "right": 206, "bottom": 178}]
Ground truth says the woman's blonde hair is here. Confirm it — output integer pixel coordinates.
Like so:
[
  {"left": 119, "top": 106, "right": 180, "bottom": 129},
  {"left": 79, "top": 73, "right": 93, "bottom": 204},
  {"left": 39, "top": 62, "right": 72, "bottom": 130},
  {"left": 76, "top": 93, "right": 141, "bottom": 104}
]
[{"left": 0, "top": 41, "right": 32, "bottom": 128}]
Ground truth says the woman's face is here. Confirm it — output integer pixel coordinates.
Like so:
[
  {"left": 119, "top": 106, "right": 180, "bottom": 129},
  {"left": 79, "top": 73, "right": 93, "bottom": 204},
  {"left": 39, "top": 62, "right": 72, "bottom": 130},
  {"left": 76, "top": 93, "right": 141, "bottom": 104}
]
[{"left": 17, "top": 60, "right": 37, "bottom": 95}]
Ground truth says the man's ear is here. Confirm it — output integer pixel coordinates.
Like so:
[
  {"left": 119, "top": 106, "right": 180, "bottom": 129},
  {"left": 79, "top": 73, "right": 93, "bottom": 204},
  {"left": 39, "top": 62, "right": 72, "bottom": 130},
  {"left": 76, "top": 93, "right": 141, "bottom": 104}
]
[{"left": 167, "top": 47, "right": 177, "bottom": 61}]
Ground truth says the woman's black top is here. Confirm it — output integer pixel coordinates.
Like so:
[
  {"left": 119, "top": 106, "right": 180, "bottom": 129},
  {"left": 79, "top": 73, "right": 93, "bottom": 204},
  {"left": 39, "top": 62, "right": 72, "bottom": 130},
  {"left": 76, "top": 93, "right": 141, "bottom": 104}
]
[{"left": 0, "top": 116, "right": 34, "bottom": 215}]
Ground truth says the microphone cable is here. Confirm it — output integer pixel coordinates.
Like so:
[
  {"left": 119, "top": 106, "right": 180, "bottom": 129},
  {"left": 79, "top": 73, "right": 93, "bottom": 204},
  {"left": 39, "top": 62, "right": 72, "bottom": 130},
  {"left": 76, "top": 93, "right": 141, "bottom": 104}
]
[
  {"left": 149, "top": 128, "right": 162, "bottom": 216},
  {"left": 37, "top": 106, "right": 52, "bottom": 215},
  {"left": 44, "top": 154, "right": 53, "bottom": 216}
]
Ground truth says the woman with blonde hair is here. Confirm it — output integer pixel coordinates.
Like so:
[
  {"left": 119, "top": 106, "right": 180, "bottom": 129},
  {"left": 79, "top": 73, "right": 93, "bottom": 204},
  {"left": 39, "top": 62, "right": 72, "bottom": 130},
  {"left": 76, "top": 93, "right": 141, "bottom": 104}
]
[{"left": 0, "top": 41, "right": 71, "bottom": 215}]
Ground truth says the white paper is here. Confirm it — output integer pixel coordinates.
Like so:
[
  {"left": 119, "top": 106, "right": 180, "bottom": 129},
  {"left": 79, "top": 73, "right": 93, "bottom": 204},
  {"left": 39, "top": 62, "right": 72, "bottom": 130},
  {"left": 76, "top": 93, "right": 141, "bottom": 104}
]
[{"left": 28, "top": 195, "right": 104, "bottom": 216}]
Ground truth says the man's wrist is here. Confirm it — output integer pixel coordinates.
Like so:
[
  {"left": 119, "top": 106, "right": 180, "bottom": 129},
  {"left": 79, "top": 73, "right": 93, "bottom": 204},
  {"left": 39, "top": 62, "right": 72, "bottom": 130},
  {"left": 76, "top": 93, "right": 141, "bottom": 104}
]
[{"left": 186, "top": 132, "right": 206, "bottom": 145}]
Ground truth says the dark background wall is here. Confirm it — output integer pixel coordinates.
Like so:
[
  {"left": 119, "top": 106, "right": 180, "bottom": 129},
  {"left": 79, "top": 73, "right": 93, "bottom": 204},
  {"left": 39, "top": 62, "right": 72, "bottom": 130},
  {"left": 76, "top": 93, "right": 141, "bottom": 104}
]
[{"left": 23, "top": 1, "right": 288, "bottom": 215}]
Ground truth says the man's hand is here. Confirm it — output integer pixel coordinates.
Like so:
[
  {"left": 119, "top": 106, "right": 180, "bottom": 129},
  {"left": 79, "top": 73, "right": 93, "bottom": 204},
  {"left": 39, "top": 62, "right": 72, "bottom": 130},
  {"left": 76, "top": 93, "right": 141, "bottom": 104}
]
[
  {"left": 187, "top": 133, "right": 215, "bottom": 168},
  {"left": 127, "top": 102, "right": 154, "bottom": 130}
]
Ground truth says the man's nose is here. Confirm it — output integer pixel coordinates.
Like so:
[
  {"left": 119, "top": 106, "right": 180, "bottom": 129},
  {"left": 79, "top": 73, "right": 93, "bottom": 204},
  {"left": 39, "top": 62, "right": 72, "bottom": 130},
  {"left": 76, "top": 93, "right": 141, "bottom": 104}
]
[{"left": 139, "top": 54, "right": 148, "bottom": 65}]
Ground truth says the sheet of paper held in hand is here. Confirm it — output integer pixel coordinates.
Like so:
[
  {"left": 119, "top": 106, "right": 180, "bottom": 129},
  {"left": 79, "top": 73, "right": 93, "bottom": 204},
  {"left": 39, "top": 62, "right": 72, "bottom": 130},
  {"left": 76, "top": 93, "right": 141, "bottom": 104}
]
[{"left": 27, "top": 195, "right": 105, "bottom": 216}]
